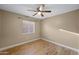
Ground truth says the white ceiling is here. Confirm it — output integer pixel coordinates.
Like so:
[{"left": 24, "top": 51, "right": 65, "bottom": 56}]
[{"left": 0, "top": 4, "right": 79, "bottom": 19}]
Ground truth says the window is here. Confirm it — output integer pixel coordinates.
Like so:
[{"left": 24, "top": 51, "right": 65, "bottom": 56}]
[{"left": 22, "top": 20, "right": 35, "bottom": 34}]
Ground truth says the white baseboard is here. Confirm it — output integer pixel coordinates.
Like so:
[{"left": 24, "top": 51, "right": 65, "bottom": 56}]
[
  {"left": 0, "top": 38, "right": 40, "bottom": 51},
  {"left": 41, "top": 38, "right": 79, "bottom": 53}
]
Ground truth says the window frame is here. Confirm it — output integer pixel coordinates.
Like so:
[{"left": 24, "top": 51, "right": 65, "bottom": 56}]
[{"left": 22, "top": 20, "right": 36, "bottom": 34}]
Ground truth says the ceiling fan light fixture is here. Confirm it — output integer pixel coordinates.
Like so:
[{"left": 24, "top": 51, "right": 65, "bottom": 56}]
[{"left": 38, "top": 12, "right": 41, "bottom": 15}]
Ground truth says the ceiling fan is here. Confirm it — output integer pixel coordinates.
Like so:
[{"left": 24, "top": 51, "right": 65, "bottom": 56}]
[{"left": 27, "top": 4, "right": 52, "bottom": 17}]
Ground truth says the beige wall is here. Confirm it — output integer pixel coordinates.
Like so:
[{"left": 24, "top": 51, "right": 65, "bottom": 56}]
[
  {"left": 0, "top": 10, "right": 41, "bottom": 48},
  {"left": 0, "top": 11, "right": 1, "bottom": 38},
  {"left": 41, "top": 10, "right": 79, "bottom": 49},
  {"left": 0, "top": 9, "right": 79, "bottom": 49},
  {"left": 0, "top": 10, "right": 2, "bottom": 47}
]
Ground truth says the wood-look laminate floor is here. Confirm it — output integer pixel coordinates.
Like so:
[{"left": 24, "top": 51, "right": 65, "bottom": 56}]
[{"left": 0, "top": 39, "right": 78, "bottom": 55}]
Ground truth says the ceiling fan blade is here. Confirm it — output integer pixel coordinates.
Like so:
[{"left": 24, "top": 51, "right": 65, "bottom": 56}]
[
  {"left": 33, "top": 13, "right": 38, "bottom": 16},
  {"left": 39, "top": 4, "right": 44, "bottom": 11},
  {"left": 42, "top": 11, "right": 51, "bottom": 12},
  {"left": 37, "top": 4, "right": 45, "bottom": 11},
  {"left": 37, "top": 7, "right": 40, "bottom": 11},
  {"left": 27, "top": 10, "right": 37, "bottom": 12},
  {"left": 41, "top": 13, "right": 44, "bottom": 17}
]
